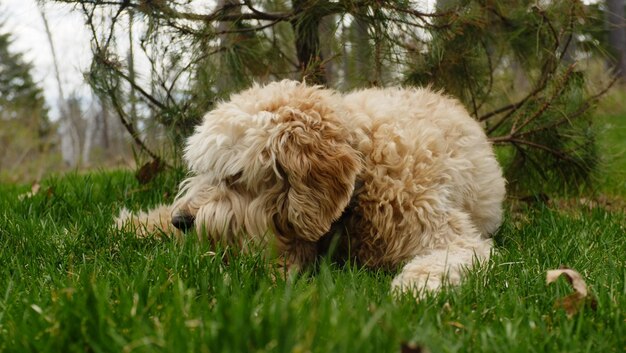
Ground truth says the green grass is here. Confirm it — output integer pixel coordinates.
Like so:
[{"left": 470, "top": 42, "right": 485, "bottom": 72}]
[
  {"left": 595, "top": 88, "right": 626, "bottom": 197},
  {"left": 596, "top": 113, "right": 626, "bottom": 197},
  {"left": 1, "top": 95, "right": 625, "bottom": 351},
  {"left": 0, "top": 170, "right": 625, "bottom": 353}
]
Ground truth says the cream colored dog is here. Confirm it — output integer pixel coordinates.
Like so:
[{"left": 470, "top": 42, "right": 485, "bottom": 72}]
[{"left": 117, "top": 80, "right": 506, "bottom": 296}]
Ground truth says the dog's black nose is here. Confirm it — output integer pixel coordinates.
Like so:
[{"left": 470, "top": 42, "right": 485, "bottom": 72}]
[{"left": 172, "top": 213, "right": 195, "bottom": 232}]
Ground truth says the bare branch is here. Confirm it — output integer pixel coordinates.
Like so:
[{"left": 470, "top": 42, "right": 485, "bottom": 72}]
[
  {"left": 107, "top": 87, "right": 172, "bottom": 169},
  {"left": 516, "top": 75, "right": 621, "bottom": 139},
  {"left": 99, "top": 57, "right": 167, "bottom": 110},
  {"left": 491, "top": 136, "right": 584, "bottom": 168},
  {"left": 55, "top": 0, "right": 293, "bottom": 21},
  {"left": 512, "top": 63, "right": 576, "bottom": 134}
]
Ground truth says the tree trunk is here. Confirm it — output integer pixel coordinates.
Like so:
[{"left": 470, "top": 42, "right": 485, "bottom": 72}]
[
  {"left": 127, "top": 10, "right": 138, "bottom": 125},
  {"left": 82, "top": 105, "right": 95, "bottom": 166},
  {"left": 353, "top": 17, "right": 371, "bottom": 87},
  {"left": 319, "top": 15, "right": 337, "bottom": 86},
  {"left": 99, "top": 97, "right": 110, "bottom": 151},
  {"left": 291, "top": 0, "right": 326, "bottom": 85},
  {"left": 216, "top": 0, "right": 242, "bottom": 92},
  {"left": 39, "top": 5, "right": 81, "bottom": 167},
  {"left": 606, "top": 0, "right": 626, "bottom": 80},
  {"left": 436, "top": 0, "right": 457, "bottom": 10}
]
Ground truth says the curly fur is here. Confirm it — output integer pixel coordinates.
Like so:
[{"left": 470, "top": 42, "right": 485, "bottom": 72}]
[{"left": 116, "top": 80, "right": 506, "bottom": 297}]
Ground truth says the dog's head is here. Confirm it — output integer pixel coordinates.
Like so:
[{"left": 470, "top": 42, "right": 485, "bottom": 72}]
[{"left": 171, "top": 80, "right": 361, "bottom": 249}]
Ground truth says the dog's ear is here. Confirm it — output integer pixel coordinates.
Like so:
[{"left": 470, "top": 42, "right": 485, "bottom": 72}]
[{"left": 269, "top": 107, "right": 360, "bottom": 242}]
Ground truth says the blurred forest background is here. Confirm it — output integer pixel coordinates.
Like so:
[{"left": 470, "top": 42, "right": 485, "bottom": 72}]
[{"left": 1, "top": 0, "right": 625, "bottom": 196}]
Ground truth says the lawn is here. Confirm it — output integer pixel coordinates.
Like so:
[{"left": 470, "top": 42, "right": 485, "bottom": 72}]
[{"left": 0, "top": 111, "right": 624, "bottom": 352}]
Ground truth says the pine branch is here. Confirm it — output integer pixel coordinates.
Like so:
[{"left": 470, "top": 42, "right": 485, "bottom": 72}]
[
  {"left": 492, "top": 137, "right": 584, "bottom": 169},
  {"left": 515, "top": 74, "right": 620, "bottom": 139},
  {"left": 482, "top": 2, "right": 580, "bottom": 133},
  {"left": 512, "top": 63, "right": 576, "bottom": 134}
]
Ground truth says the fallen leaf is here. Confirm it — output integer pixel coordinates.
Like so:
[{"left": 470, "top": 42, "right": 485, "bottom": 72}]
[
  {"left": 448, "top": 321, "right": 465, "bottom": 329},
  {"left": 185, "top": 319, "right": 202, "bottom": 328},
  {"left": 546, "top": 268, "right": 588, "bottom": 296},
  {"left": 30, "top": 182, "right": 41, "bottom": 195},
  {"left": 135, "top": 159, "right": 165, "bottom": 184},
  {"left": 546, "top": 267, "right": 597, "bottom": 317},
  {"left": 401, "top": 342, "right": 429, "bottom": 353},
  {"left": 18, "top": 182, "right": 41, "bottom": 200},
  {"left": 30, "top": 304, "right": 43, "bottom": 314}
]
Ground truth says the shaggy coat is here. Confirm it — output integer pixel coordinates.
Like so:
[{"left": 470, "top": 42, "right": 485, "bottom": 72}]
[{"left": 117, "top": 80, "right": 506, "bottom": 295}]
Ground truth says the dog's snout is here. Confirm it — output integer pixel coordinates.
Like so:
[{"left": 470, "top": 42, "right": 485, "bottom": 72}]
[{"left": 172, "top": 213, "right": 195, "bottom": 232}]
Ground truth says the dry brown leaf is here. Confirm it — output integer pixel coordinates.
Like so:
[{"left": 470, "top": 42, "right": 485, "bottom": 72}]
[
  {"left": 30, "top": 182, "right": 41, "bottom": 195},
  {"left": 546, "top": 268, "right": 597, "bottom": 317},
  {"left": 546, "top": 269, "right": 588, "bottom": 297},
  {"left": 135, "top": 159, "right": 165, "bottom": 184},
  {"left": 448, "top": 321, "right": 465, "bottom": 329},
  {"left": 401, "top": 342, "right": 429, "bottom": 353},
  {"left": 18, "top": 182, "right": 41, "bottom": 200}
]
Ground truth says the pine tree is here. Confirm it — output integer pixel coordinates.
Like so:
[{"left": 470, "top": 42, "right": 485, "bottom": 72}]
[
  {"left": 50, "top": 0, "right": 614, "bottom": 194},
  {"left": 0, "top": 29, "right": 50, "bottom": 137},
  {"left": 0, "top": 26, "right": 55, "bottom": 179}
]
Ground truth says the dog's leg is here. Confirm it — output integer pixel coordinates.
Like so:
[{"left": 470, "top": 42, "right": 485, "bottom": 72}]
[
  {"left": 115, "top": 204, "right": 182, "bottom": 238},
  {"left": 273, "top": 238, "right": 319, "bottom": 276},
  {"left": 390, "top": 210, "right": 492, "bottom": 298}
]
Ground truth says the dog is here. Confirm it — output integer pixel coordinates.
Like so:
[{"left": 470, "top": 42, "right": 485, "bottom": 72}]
[{"left": 116, "top": 80, "right": 506, "bottom": 296}]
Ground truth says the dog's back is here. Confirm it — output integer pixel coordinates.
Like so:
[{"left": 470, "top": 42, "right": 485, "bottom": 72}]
[{"left": 340, "top": 87, "right": 505, "bottom": 268}]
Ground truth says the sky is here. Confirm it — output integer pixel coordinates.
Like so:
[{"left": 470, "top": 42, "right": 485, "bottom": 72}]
[
  {"left": 3, "top": 0, "right": 93, "bottom": 120},
  {"left": 2, "top": 0, "right": 600, "bottom": 121}
]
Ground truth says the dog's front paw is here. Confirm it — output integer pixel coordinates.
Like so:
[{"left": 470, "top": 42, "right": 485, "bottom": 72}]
[
  {"left": 390, "top": 253, "right": 465, "bottom": 299},
  {"left": 390, "top": 270, "right": 445, "bottom": 299},
  {"left": 114, "top": 204, "right": 181, "bottom": 238}
]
